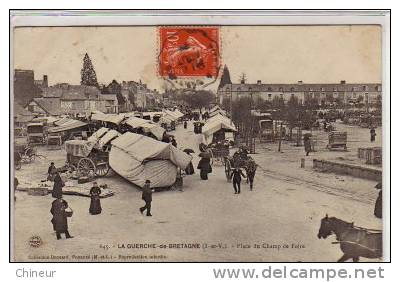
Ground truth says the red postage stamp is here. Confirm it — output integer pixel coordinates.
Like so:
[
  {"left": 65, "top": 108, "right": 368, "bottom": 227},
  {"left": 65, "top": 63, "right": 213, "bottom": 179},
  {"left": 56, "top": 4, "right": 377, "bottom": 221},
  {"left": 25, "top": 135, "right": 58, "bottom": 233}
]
[{"left": 159, "top": 27, "right": 220, "bottom": 78}]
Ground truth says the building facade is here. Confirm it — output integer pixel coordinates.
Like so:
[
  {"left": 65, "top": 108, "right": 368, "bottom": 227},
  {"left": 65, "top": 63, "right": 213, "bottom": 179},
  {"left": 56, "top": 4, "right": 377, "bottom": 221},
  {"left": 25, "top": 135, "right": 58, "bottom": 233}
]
[
  {"left": 26, "top": 83, "right": 118, "bottom": 116},
  {"left": 217, "top": 80, "right": 382, "bottom": 106},
  {"left": 121, "top": 80, "right": 161, "bottom": 110}
]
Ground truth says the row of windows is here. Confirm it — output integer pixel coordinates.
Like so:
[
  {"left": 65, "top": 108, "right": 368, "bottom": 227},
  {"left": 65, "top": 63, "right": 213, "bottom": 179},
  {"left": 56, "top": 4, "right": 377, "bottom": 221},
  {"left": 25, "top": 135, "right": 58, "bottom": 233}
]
[{"left": 226, "top": 86, "right": 380, "bottom": 92}]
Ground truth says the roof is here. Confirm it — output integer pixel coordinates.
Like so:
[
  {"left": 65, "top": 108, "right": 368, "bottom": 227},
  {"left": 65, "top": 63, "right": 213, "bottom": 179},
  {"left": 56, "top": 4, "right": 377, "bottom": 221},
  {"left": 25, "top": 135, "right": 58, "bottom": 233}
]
[
  {"left": 30, "top": 98, "right": 63, "bottom": 116},
  {"left": 219, "top": 82, "right": 382, "bottom": 93},
  {"left": 202, "top": 115, "right": 237, "bottom": 137},
  {"left": 48, "top": 119, "right": 87, "bottom": 133},
  {"left": 111, "top": 132, "right": 191, "bottom": 170},
  {"left": 13, "top": 102, "right": 34, "bottom": 122}
]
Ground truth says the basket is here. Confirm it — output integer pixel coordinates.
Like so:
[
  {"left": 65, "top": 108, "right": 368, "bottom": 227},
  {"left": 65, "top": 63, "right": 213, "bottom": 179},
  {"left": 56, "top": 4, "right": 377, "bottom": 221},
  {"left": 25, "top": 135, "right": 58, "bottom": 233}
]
[{"left": 65, "top": 207, "right": 73, "bottom": 217}]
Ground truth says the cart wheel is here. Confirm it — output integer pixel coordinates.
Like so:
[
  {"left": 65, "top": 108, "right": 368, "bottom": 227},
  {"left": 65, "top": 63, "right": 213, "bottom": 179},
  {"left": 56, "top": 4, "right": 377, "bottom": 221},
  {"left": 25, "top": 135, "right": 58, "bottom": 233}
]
[
  {"left": 95, "top": 162, "right": 110, "bottom": 177},
  {"left": 77, "top": 158, "right": 96, "bottom": 176},
  {"left": 225, "top": 158, "right": 232, "bottom": 182}
]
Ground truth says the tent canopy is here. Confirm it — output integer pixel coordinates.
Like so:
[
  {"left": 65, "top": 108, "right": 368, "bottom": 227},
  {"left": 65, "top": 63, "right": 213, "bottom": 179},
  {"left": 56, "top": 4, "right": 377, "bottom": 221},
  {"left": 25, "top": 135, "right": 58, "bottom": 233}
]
[
  {"left": 210, "top": 105, "right": 222, "bottom": 113},
  {"left": 97, "top": 129, "right": 120, "bottom": 148},
  {"left": 173, "top": 109, "right": 185, "bottom": 118},
  {"left": 202, "top": 115, "right": 237, "bottom": 145},
  {"left": 209, "top": 109, "right": 227, "bottom": 117},
  {"left": 88, "top": 127, "right": 110, "bottom": 142},
  {"left": 123, "top": 117, "right": 165, "bottom": 140},
  {"left": 47, "top": 119, "right": 87, "bottom": 133},
  {"left": 110, "top": 133, "right": 192, "bottom": 188},
  {"left": 163, "top": 110, "right": 180, "bottom": 120},
  {"left": 123, "top": 117, "right": 151, "bottom": 129},
  {"left": 105, "top": 114, "right": 126, "bottom": 125},
  {"left": 111, "top": 132, "right": 191, "bottom": 169}
]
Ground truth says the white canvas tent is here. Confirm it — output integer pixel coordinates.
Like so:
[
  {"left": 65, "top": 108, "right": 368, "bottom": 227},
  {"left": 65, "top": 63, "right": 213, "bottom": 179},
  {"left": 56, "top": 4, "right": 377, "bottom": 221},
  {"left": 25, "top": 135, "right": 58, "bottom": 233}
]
[
  {"left": 109, "top": 132, "right": 192, "bottom": 188},
  {"left": 47, "top": 119, "right": 87, "bottom": 133},
  {"left": 96, "top": 129, "right": 121, "bottom": 148},
  {"left": 209, "top": 109, "right": 227, "bottom": 117},
  {"left": 202, "top": 115, "right": 237, "bottom": 145},
  {"left": 210, "top": 105, "right": 222, "bottom": 113},
  {"left": 163, "top": 110, "right": 180, "bottom": 121},
  {"left": 123, "top": 117, "right": 166, "bottom": 141},
  {"left": 88, "top": 127, "right": 110, "bottom": 142},
  {"left": 173, "top": 109, "right": 185, "bottom": 118}
]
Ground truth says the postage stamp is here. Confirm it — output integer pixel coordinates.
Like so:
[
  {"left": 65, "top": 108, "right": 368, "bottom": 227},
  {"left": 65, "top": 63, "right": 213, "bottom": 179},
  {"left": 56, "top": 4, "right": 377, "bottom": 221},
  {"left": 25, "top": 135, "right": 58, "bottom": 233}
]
[{"left": 158, "top": 27, "right": 220, "bottom": 79}]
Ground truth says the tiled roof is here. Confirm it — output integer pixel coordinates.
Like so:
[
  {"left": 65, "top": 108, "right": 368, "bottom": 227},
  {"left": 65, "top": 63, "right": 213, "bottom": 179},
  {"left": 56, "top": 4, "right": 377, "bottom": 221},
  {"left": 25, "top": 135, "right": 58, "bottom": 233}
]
[{"left": 32, "top": 98, "right": 63, "bottom": 116}]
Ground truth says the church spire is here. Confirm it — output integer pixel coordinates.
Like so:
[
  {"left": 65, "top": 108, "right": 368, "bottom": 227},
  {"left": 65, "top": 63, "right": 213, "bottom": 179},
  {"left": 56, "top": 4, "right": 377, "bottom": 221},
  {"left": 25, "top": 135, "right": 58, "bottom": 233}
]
[{"left": 218, "top": 65, "right": 232, "bottom": 89}]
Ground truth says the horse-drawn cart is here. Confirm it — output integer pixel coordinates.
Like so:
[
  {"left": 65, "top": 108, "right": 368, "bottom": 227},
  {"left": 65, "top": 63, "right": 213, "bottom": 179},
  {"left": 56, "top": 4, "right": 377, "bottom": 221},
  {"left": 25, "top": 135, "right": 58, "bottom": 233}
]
[
  {"left": 14, "top": 140, "right": 37, "bottom": 170},
  {"left": 65, "top": 140, "right": 110, "bottom": 178},
  {"left": 64, "top": 128, "right": 120, "bottom": 178},
  {"left": 327, "top": 131, "right": 347, "bottom": 150},
  {"left": 223, "top": 149, "right": 257, "bottom": 190}
]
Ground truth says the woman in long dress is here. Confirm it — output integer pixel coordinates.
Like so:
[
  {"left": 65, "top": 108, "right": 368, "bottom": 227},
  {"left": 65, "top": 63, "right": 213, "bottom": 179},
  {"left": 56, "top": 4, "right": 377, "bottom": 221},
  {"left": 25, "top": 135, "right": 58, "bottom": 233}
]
[
  {"left": 197, "top": 156, "right": 211, "bottom": 180},
  {"left": 89, "top": 182, "right": 102, "bottom": 215},
  {"left": 52, "top": 172, "right": 64, "bottom": 199}
]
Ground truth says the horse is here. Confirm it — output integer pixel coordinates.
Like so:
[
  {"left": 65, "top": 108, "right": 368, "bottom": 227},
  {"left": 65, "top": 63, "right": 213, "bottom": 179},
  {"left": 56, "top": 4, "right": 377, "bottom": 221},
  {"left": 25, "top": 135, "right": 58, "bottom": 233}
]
[
  {"left": 317, "top": 215, "right": 382, "bottom": 262},
  {"left": 243, "top": 157, "right": 257, "bottom": 190}
]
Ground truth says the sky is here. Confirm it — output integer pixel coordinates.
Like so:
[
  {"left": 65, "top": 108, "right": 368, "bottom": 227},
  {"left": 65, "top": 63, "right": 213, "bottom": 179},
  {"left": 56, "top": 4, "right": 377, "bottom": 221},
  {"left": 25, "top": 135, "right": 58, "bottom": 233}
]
[{"left": 13, "top": 25, "right": 382, "bottom": 91}]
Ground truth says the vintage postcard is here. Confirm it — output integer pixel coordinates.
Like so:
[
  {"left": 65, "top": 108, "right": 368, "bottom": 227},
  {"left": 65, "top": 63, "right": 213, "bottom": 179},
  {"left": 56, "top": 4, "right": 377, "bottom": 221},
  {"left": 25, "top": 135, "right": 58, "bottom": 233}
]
[{"left": 10, "top": 12, "right": 389, "bottom": 262}]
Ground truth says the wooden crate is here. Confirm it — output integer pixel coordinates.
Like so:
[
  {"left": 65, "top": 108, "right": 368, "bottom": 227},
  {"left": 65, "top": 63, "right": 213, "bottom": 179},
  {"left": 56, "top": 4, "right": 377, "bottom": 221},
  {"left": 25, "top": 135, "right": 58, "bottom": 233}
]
[
  {"left": 366, "top": 147, "right": 382, "bottom": 165},
  {"left": 27, "top": 187, "right": 48, "bottom": 196}
]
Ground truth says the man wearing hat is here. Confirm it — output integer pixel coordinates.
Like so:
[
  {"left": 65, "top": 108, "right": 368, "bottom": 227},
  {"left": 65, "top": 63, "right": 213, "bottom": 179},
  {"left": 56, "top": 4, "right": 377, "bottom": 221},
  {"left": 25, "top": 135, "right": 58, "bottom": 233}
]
[{"left": 140, "top": 180, "right": 153, "bottom": 216}]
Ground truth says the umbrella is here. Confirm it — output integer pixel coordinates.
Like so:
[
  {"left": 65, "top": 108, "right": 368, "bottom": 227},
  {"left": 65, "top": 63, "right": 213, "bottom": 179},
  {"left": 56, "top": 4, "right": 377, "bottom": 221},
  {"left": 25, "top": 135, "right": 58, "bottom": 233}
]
[
  {"left": 183, "top": 148, "right": 195, "bottom": 154},
  {"left": 304, "top": 133, "right": 312, "bottom": 138}
]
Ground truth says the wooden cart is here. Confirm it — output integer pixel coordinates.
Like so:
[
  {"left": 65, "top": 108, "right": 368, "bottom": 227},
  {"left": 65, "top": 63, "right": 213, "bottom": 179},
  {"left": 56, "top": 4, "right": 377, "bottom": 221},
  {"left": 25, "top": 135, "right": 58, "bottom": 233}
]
[
  {"left": 64, "top": 140, "right": 110, "bottom": 178},
  {"left": 327, "top": 131, "right": 347, "bottom": 150},
  {"left": 14, "top": 141, "right": 37, "bottom": 170}
]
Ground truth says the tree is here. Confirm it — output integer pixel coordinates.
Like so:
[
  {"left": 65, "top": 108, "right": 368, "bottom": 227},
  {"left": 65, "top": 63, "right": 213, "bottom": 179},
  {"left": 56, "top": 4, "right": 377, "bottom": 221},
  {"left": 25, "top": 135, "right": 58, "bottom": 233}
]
[
  {"left": 287, "top": 95, "right": 300, "bottom": 141},
  {"left": 221, "top": 97, "right": 231, "bottom": 111},
  {"left": 182, "top": 90, "right": 215, "bottom": 110},
  {"left": 231, "top": 97, "right": 253, "bottom": 137},
  {"left": 80, "top": 53, "right": 98, "bottom": 87}
]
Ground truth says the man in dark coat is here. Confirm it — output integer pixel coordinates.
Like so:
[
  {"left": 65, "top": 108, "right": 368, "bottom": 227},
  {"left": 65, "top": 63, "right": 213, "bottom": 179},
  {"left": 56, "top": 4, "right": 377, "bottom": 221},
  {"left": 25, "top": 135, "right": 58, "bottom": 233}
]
[
  {"left": 50, "top": 197, "right": 73, "bottom": 240},
  {"left": 230, "top": 168, "right": 246, "bottom": 194},
  {"left": 370, "top": 127, "right": 377, "bottom": 142},
  {"left": 89, "top": 182, "right": 102, "bottom": 215},
  {"left": 374, "top": 182, "right": 382, "bottom": 219},
  {"left": 304, "top": 135, "right": 312, "bottom": 156},
  {"left": 140, "top": 180, "right": 153, "bottom": 216},
  {"left": 51, "top": 172, "right": 64, "bottom": 199}
]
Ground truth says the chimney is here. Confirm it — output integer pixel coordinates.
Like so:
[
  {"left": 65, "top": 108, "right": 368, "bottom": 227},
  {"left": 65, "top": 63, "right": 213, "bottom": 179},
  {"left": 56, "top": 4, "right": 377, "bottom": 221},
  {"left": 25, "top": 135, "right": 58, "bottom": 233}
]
[
  {"left": 240, "top": 78, "right": 245, "bottom": 84},
  {"left": 340, "top": 80, "right": 346, "bottom": 84},
  {"left": 43, "top": 75, "right": 48, "bottom": 87},
  {"left": 257, "top": 80, "right": 262, "bottom": 85},
  {"left": 298, "top": 80, "right": 303, "bottom": 85}
]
